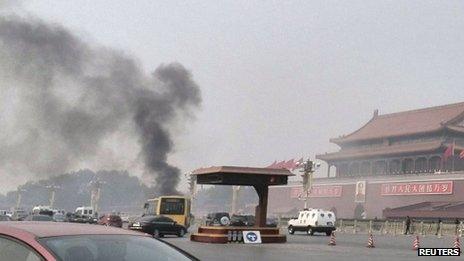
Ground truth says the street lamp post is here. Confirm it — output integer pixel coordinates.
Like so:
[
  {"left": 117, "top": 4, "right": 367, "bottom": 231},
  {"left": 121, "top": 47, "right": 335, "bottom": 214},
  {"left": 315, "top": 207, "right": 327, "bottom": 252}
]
[
  {"left": 89, "top": 180, "right": 105, "bottom": 214},
  {"left": 300, "top": 159, "right": 320, "bottom": 209},
  {"left": 46, "top": 185, "right": 60, "bottom": 209},
  {"left": 231, "top": 186, "right": 241, "bottom": 214},
  {"left": 16, "top": 188, "right": 26, "bottom": 209},
  {"left": 186, "top": 172, "right": 197, "bottom": 215}
]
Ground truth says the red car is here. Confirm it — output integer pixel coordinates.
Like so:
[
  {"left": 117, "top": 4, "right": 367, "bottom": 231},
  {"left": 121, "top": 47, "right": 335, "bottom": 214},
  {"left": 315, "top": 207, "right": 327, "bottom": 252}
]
[
  {"left": 0, "top": 221, "right": 198, "bottom": 261},
  {"left": 97, "top": 214, "right": 123, "bottom": 227}
]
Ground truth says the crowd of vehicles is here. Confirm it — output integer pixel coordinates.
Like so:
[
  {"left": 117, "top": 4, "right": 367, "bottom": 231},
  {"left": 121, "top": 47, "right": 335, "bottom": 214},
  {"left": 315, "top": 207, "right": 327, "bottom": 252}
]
[
  {"left": 0, "top": 195, "right": 196, "bottom": 260},
  {"left": 0, "top": 193, "right": 337, "bottom": 260},
  {"left": 1, "top": 196, "right": 193, "bottom": 229},
  {"left": 0, "top": 205, "right": 117, "bottom": 225}
]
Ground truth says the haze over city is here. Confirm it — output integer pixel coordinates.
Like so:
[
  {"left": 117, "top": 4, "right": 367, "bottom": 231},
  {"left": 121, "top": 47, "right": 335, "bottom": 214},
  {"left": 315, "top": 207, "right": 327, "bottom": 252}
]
[{"left": 1, "top": 0, "right": 464, "bottom": 194}]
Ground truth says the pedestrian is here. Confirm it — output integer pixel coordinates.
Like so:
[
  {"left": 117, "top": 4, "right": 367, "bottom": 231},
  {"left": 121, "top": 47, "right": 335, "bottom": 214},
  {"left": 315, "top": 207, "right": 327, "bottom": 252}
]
[
  {"left": 455, "top": 218, "right": 460, "bottom": 235},
  {"left": 405, "top": 216, "right": 411, "bottom": 235},
  {"left": 436, "top": 218, "right": 442, "bottom": 236}
]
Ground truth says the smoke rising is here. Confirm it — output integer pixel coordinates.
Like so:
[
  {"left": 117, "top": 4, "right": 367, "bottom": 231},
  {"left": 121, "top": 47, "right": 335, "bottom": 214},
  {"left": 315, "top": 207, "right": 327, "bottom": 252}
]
[{"left": 0, "top": 15, "right": 201, "bottom": 195}]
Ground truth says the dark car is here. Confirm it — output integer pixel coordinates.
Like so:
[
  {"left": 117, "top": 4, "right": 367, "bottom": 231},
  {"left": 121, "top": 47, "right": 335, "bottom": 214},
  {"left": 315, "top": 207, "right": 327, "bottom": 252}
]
[
  {"left": 24, "top": 215, "right": 53, "bottom": 222},
  {"left": 98, "top": 214, "right": 123, "bottom": 227},
  {"left": 65, "top": 212, "right": 97, "bottom": 224},
  {"left": 230, "top": 214, "right": 255, "bottom": 226},
  {"left": 0, "top": 222, "right": 198, "bottom": 260},
  {"left": 52, "top": 213, "right": 65, "bottom": 222},
  {"left": 37, "top": 210, "right": 54, "bottom": 217},
  {"left": 128, "top": 215, "right": 187, "bottom": 238},
  {"left": 205, "top": 212, "right": 230, "bottom": 226},
  {"left": 0, "top": 215, "right": 11, "bottom": 221},
  {"left": 266, "top": 217, "right": 278, "bottom": 227}
]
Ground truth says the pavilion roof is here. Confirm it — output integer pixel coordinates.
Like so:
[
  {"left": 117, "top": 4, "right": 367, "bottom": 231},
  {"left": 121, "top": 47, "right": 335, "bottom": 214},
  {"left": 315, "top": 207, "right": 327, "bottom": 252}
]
[
  {"left": 192, "top": 166, "right": 293, "bottom": 176},
  {"left": 331, "top": 102, "right": 464, "bottom": 144},
  {"left": 317, "top": 140, "right": 444, "bottom": 161},
  {"left": 191, "top": 166, "right": 293, "bottom": 186}
]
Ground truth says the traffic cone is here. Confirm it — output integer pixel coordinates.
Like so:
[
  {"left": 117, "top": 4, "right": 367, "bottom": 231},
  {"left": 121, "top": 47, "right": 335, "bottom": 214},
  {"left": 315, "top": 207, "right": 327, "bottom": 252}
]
[
  {"left": 412, "top": 235, "right": 420, "bottom": 250},
  {"left": 453, "top": 236, "right": 461, "bottom": 250},
  {"left": 366, "top": 233, "right": 375, "bottom": 248},
  {"left": 328, "top": 232, "right": 336, "bottom": 246}
]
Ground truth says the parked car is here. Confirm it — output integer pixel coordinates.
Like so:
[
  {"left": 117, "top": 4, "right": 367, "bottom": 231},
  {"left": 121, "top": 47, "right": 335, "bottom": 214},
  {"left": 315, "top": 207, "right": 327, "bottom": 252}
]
[
  {"left": 32, "top": 205, "right": 53, "bottom": 215},
  {"left": 11, "top": 209, "right": 28, "bottom": 221},
  {"left": 98, "top": 214, "right": 123, "bottom": 227},
  {"left": 287, "top": 208, "right": 336, "bottom": 236},
  {"left": 205, "top": 212, "right": 230, "bottom": 226},
  {"left": 0, "top": 215, "right": 11, "bottom": 221},
  {"left": 128, "top": 215, "right": 187, "bottom": 238},
  {"left": 66, "top": 212, "right": 97, "bottom": 224},
  {"left": 266, "top": 217, "right": 278, "bottom": 227},
  {"left": 24, "top": 215, "right": 53, "bottom": 222},
  {"left": 230, "top": 214, "right": 255, "bottom": 226},
  {"left": 52, "top": 213, "right": 65, "bottom": 222},
  {"left": 0, "top": 222, "right": 198, "bottom": 260},
  {"left": 73, "top": 206, "right": 98, "bottom": 223}
]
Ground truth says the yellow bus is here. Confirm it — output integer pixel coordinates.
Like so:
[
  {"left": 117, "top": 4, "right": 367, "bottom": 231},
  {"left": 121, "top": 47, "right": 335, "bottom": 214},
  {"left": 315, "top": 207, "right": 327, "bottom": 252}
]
[{"left": 143, "top": 196, "right": 191, "bottom": 228}]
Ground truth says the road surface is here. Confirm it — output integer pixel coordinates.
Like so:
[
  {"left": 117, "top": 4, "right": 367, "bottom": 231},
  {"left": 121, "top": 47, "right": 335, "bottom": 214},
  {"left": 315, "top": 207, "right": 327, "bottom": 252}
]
[{"left": 163, "top": 232, "right": 462, "bottom": 261}]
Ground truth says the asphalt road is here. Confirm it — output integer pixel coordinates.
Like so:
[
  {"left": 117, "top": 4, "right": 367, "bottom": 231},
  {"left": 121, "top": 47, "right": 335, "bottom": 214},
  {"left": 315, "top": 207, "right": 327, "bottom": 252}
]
[{"left": 163, "top": 231, "right": 462, "bottom": 261}]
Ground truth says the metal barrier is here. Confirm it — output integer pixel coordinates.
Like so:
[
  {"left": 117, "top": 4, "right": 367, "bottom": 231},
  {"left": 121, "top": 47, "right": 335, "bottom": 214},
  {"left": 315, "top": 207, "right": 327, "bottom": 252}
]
[
  {"left": 333, "top": 219, "right": 464, "bottom": 237},
  {"left": 275, "top": 216, "right": 464, "bottom": 238}
]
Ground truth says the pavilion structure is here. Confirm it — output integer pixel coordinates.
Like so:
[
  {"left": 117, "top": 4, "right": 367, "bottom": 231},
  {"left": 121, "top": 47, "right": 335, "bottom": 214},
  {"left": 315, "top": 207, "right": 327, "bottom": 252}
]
[
  {"left": 268, "top": 102, "right": 464, "bottom": 219},
  {"left": 190, "top": 166, "right": 293, "bottom": 244},
  {"left": 317, "top": 102, "right": 464, "bottom": 177}
]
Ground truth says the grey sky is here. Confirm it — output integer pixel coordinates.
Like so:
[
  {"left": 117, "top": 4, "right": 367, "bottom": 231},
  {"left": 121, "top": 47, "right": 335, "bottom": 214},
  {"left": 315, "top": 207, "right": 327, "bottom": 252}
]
[{"left": 2, "top": 0, "right": 464, "bottom": 193}]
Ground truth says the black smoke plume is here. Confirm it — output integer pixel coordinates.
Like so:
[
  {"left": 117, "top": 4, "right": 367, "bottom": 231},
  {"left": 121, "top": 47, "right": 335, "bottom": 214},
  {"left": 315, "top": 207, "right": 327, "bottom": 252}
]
[{"left": 0, "top": 15, "right": 201, "bottom": 195}]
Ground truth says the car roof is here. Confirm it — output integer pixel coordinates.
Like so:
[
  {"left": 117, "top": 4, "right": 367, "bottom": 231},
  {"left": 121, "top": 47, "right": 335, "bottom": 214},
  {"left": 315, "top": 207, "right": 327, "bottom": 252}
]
[{"left": 0, "top": 221, "right": 150, "bottom": 238}]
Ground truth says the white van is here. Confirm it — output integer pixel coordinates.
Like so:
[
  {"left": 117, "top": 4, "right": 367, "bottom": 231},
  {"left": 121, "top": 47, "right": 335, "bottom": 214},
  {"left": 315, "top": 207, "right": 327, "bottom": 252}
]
[
  {"left": 75, "top": 206, "right": 95, "bottom": 218},
  {"left": 287, "top": 209, "right": 336, "bottom": 236},
  {"left": 32, "top": 205, "right": 52, "bottom": 215}
]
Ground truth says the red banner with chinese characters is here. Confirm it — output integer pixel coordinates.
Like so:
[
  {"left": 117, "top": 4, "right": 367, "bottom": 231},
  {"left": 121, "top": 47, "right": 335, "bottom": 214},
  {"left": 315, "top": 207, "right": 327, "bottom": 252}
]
[
  {"left": 380, "top": 181, "right": 453, "bottom": 196},
  {"left": 290, "top": 185, "right": 342, "bottom": 198}
]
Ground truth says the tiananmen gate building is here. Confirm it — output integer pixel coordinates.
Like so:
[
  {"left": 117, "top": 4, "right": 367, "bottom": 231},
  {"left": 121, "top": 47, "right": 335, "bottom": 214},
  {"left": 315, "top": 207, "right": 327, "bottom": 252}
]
[{"left": 268, "top": 102, "right": 464, "bottom": 219}]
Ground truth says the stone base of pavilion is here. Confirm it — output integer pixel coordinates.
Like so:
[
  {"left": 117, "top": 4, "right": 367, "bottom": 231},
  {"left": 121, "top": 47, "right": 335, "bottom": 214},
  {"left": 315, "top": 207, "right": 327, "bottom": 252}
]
[{"left": 190, "top": 226, "right": 286, "bottom": 244}]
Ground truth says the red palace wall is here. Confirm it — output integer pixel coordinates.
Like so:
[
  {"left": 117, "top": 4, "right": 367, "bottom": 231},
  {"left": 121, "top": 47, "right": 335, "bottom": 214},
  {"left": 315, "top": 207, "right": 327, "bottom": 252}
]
[{"left": 268, "top": 172, "right": 464, "bottom": 219}]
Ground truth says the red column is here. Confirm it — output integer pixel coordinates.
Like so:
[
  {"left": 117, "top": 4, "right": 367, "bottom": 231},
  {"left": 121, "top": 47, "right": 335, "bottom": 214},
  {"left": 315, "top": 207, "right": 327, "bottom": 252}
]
[{"left": 254, "top": 185, "right": 269, "bottom": 227}]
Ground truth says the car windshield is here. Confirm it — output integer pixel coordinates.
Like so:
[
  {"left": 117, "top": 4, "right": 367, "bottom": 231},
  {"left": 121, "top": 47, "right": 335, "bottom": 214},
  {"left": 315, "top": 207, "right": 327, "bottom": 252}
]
[{"left": 39, "top": 235, "right": 193, "bottom": 261}]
